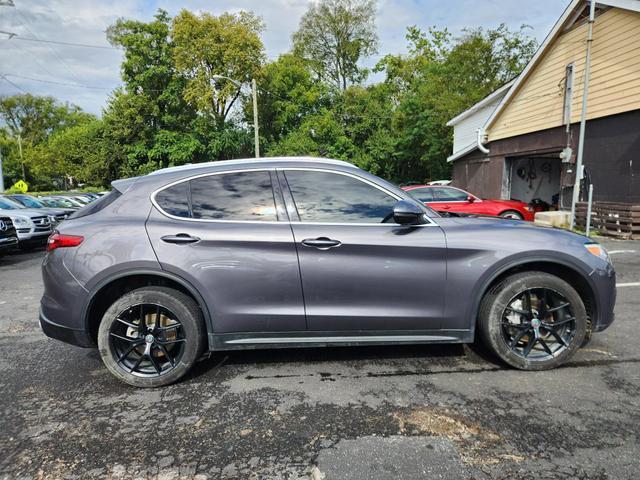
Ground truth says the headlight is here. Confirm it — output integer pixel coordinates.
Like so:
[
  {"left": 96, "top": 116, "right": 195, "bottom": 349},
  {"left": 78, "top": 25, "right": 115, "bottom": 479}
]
[
  {"left": 13, "top": 215, "right": 32, "bottom": 226},
  {"left": 585, "top": 243, "right": 610, "bottom": 262}
]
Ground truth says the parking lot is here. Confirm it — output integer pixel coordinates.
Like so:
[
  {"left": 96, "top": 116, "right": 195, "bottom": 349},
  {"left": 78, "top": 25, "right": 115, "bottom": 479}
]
[{"left": 0, "top": 238, "right": 639, "bottom": 480}]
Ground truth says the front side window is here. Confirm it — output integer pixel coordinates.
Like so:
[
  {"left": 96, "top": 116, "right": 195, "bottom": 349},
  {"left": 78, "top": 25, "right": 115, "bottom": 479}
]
[
  {"left": 430, "top": 187, "right": 469, "bottom": 202},
  {"left": 284, "top": 170, "right": 397, "bottom": 223}
]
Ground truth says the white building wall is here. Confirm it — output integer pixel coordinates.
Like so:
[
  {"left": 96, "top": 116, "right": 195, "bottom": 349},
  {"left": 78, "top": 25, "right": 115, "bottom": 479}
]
[{"left": 452, "top": 99, "right": 502, "bottom": 155}]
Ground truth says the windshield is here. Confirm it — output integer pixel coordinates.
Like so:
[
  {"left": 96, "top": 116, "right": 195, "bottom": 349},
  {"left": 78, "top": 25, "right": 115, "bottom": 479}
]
[
  {"left": 0, "top": 197, "right": 25, "bottom": 210},
  {"left": 14, "top": 195, "right": 45, "bottom": 208}
]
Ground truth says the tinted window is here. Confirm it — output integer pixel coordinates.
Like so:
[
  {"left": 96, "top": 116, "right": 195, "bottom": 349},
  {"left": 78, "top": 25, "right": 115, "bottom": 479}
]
[
  {"left": 285, "top": 170, "right": 397, "bottom": 223},
  {"left": 407, "top": 187, "right": 433, "bottom": 203},
  {"left": 0, "top": 197, "right": 24, "bottom": 209},
  {"left": 430, "top": 187, "right": 468, "bottom": 202},
  {"left": 190, "top": 171, "right": 277, "bottom": 221},
  {"left": 156, "top": 182, "right": 190, "bottom": 218},
  {"left": 13, "top": 196, "right": 44, "bottom": 208}
]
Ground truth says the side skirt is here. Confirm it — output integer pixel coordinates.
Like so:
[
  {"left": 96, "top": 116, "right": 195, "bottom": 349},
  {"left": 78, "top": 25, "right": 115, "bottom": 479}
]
[{"left": 209, "top": 330, "right": 474, "bottom": 351}]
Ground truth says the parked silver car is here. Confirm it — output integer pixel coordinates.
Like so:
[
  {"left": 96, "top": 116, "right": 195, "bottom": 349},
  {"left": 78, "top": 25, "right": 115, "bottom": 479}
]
[{"left": 0, "top": 197, "right": 53, "bottom": 248}]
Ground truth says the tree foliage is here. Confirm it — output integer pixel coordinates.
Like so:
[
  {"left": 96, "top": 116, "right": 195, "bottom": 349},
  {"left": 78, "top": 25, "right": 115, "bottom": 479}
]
[
  {"left": 172, "top": 10, "right": 265, "bottom": 124},
  {"left": 0, "top": 6, "right": 538, "bottom": 191},
  {"left": 293, "top": 0, "right": 378, "bottom": 90}
]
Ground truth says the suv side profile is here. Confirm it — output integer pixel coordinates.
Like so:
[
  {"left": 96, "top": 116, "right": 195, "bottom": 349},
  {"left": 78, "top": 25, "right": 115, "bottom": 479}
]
[{"left": 40, "top": 157, "right": 616, "bottom": 387}]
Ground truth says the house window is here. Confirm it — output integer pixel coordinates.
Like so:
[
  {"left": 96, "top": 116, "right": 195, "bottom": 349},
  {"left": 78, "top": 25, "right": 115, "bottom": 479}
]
[{"left": 563, "top": 64, "right": 574, "bottom": 125}]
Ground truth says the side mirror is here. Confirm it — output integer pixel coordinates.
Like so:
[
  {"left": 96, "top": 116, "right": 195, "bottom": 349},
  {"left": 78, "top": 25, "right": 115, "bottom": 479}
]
[
  {"left": 467, "top": 195, "right": 475, "bottom": 203},
  {"left": 393, "top": 200, "right": 425, "bottom": 225}
]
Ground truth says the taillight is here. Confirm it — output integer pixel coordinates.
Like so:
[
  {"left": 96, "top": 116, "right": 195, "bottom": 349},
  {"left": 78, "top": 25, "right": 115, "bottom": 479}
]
[{"left": 47, "top": 232, "right": 84, "bottom": 252}]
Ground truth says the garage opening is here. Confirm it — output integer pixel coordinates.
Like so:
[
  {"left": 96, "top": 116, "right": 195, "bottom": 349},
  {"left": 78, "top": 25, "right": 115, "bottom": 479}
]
[{"left": 507, "top": 156, "right": 562, "bottom": 210}]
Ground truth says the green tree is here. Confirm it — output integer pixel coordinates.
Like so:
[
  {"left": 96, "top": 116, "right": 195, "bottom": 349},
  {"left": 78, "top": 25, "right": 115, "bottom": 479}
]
[
  {"left": 253, "top": 54, "right": 329, "bottom": 149},
  {"left": 377, "top": 24, "right": 537, "bottom": 182},
  {"left": 172, "top": 10, "right": 265, "bottom": 125},
  {"left": 293, "top": 0, "right": 378, "bottom": 90},
  {"left": 0, "top": 94, "right": 94, "bottom": 188}
]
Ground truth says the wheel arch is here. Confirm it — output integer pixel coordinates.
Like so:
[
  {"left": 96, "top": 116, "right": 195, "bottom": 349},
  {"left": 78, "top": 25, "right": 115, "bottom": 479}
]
[
  {"left": 83, "top": 269, "right": 213, "bottom": 346},
  {"left": 470, "top": 257, "right": 598, "bottom": 340}
]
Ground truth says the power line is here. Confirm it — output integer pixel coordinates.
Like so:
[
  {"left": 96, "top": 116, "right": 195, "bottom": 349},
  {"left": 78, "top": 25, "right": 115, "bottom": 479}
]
[
  {"left": 0, "top": 72, "right": 110, "bottom": 90},
  {"left": 12, "top": 6, "right": 89, "bottom": 86},
  {"left": 0, "top": 74, "right": 27, "bottom": 93},
  {"left": 9, "top": 35, "right": 119, "bottom": 50}
]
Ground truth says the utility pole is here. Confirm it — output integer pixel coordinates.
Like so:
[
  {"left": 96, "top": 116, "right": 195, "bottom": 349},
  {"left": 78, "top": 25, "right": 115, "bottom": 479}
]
[
  {"left": 0, "top": 148, "right": 4, "bottom": 192},
  {"left": 252, "top": 78, "right": 260, "bottom": 158},
  {"left": 570, "top": 0, "right": 596, "bottom": 229},
  {"left": 18, "top": 133, "right": 26, "bottom": 181}
]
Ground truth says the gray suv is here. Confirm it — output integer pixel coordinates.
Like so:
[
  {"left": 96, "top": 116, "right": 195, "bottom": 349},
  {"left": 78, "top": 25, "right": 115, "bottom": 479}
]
[{"left": 40, "top": 157, "right": 616, "bottom": 387}]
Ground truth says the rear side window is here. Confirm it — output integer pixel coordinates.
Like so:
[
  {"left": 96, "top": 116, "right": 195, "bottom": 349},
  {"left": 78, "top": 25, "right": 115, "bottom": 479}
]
[
  {"left": 190, "top": 171, "right": 276, "bottom": 221},
  {"left": 68, "top": 190, "right": 121, "bottom": 219},
  {"left": 155, "top": 171, "right": 277, "bottom": 222},
  {"left": 155, "top": 182, "right": 190, "bottom": 218}
]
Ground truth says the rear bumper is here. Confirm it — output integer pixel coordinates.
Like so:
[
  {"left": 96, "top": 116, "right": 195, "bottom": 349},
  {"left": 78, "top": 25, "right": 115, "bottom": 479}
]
[{"left": 39, "top": 308, "right": 94, "bottom": 347}]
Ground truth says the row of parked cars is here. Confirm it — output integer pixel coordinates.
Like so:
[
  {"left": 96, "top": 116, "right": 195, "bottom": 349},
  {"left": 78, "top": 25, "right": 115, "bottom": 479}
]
[{"left": 0, "top": 192, "right": 103, "bottom": 255}]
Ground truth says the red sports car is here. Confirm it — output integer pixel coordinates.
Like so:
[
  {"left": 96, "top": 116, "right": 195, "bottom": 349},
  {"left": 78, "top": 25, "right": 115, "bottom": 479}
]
[{"left": 402, "top": 185, "right": 535, "bottom": 221}]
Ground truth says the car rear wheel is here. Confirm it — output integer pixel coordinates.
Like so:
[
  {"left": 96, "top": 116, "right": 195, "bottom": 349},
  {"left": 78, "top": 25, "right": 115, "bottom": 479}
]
[
  {"left": 499, "top": 210, "right": 523, "bottom": 220},
  {"left": 478, "top": 272, "right": 587, "bottom": 370},
  {"left": 97, "top": 286, "right": 206, "bottom": 387}
]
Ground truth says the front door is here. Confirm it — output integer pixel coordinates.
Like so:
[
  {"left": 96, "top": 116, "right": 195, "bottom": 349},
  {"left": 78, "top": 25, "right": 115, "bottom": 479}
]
[
  {"left": 279, "top": 168, "right": 447, "bottom": 332},
  {"left": 146, "top": 169, "right": 305, "bottom": 334}
]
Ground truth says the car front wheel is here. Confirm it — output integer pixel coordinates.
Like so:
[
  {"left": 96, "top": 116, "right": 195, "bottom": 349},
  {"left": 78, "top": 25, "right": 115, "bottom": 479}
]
[
  {"left": 478, "top": 271, "right": 587, "bottom": 370},
  {"left": 97, "top": 286, "right": 206, "bottom": 387}
]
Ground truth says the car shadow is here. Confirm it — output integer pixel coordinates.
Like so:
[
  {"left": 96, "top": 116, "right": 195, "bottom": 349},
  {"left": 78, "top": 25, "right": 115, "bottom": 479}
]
[
  {"left": 186, "top": 341, "right": 504, "bottom": 382},
  {"left": 0, "top": 246, "right": 46, "bottom": 266}
]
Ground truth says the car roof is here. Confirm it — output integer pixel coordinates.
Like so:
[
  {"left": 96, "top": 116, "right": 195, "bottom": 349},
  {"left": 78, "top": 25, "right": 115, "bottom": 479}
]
[
  {"left": 112, "top": 156, "right": 360, "bottom": 193},
  {"left": 147, "top": 156, "right": 356, "bottom": 176}
]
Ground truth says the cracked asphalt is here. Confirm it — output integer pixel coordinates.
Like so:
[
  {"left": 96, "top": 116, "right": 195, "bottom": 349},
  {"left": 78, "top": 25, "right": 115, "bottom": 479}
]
[{"left": 0, "top": 238, "right": 639, "bottom": 479}]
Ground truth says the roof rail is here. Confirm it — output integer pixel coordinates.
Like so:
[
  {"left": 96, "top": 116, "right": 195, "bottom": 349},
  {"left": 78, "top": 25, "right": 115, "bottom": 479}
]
[{"left": 147, "top": 156, "right": 358, "bottom": 176}]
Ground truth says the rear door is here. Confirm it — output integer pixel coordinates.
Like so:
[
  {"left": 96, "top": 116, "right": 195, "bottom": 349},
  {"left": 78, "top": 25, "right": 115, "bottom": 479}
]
[
  {"left": 279, "top": 168, "right": 447, "bottom": 332},
  {"left": 146, "top": 169, "right": 306, "bottom": 334}
]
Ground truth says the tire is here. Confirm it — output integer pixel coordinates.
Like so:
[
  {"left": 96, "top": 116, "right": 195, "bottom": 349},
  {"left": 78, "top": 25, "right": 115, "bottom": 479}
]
[
  {"left": 98, "top": 286, "right": 206, "bottom": 387},
  {"left": 499, "top": 210, "right": 523, "bottom": 220},
  {"left": 478, "top": 271, "right": 587, "bottom": 370}
]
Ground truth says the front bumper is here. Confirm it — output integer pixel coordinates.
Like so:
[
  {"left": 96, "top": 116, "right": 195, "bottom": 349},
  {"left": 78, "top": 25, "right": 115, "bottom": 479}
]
[
  {"left": 16, "top": 229, "right": 51, "bottom": 244},
  {"left": 39, "top": 308, "right": 94, "bottom": 347},
  {"left": 591, "top": 261, "right": 616, "bottom": 332},
  {"left": 0, "top": 236, "right": 18, "bottom": 252}
]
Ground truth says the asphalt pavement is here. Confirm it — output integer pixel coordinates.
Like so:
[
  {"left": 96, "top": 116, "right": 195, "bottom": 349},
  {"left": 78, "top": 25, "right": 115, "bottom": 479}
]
[{"left": 0, "top": 238, "right": 639, "bottom": 479}]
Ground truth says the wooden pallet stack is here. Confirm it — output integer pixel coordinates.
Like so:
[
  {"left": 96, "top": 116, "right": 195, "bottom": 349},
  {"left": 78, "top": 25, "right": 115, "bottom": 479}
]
[{"left": 575, "top": 202, "right": 640, "bottom": 239}]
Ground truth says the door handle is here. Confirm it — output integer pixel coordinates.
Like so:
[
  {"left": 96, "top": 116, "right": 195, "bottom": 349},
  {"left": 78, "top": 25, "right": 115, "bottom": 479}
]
[
  {"left": 301, "top": 237, "right": 342, "bottom": 250},
  {"left": 161, "top": 233, "right": 200, "bottom": 245}
]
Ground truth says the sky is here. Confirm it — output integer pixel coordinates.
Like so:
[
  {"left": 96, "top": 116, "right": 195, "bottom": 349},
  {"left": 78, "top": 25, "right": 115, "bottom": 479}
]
[{"left": 0, "top": 0, "right": 569, "bottom": 115}]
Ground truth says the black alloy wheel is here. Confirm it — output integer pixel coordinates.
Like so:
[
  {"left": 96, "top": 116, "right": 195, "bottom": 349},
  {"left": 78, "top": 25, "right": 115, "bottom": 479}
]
[
  {"left": 108, "top": 303, "right": 186, "bottom": 377},
  {"left": 478, "top": 271, "right": 587, "bottom": 370},
  {"left": 500, "top": 287, "right": 576, "bottom": 360},
  {"left": 98, "top": 287, "right": 205, "bottom": 387}
]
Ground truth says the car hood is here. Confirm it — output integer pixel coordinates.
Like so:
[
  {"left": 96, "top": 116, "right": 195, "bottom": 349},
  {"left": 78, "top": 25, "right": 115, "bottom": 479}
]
[
  {"left": 0, "top": 208, "right": 52, "bottom": 219},
  {"left": 443, "top": 214, "right": 589, "bottom": 243}
]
